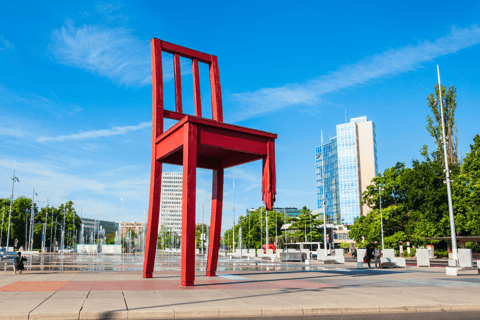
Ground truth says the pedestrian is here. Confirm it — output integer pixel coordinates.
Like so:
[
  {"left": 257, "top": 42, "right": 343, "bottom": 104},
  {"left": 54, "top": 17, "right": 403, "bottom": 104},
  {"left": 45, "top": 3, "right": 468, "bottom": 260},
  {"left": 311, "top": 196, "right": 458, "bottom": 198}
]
[
  {"left": 13, "top": 252, "right": 27, "bottom": 275},
  {"left": 374, "top": 246, "right": 381, "bottom": 268},
  {"left": 366, "top": 246, "right": 374, "bottom": 269}
]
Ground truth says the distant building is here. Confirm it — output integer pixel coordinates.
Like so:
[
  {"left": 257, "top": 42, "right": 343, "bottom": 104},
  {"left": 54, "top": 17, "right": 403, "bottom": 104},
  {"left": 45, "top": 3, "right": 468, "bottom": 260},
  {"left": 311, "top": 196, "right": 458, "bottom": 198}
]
[
  {"left": 316, "top": 116, "right": 378, "bottom": 225},
  {"left": 81, "top": 217, "right": 118, "bottom": 236},
  {"left": 159, "top": 172, "right": 183, "bottom": 234},
  {"left": 119, "top": 221, "right": 145, "bottom": 238},
  {"left": 245, "top": 207, "right": 302, "bottom": 218}
]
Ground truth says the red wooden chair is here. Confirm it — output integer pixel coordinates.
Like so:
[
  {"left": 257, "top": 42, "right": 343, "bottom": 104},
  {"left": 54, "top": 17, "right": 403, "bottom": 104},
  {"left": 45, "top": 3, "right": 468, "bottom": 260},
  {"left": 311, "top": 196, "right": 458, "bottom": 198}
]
[{"left": 143, "top": 39, "right": 277, "bottom": 287}]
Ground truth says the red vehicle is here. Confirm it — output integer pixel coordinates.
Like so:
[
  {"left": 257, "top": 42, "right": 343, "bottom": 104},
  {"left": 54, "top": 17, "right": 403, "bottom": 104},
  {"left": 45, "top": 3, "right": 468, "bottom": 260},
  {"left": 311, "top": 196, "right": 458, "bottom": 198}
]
[{"left": 262, "top": 244, "right": 276, "bottom": 254}]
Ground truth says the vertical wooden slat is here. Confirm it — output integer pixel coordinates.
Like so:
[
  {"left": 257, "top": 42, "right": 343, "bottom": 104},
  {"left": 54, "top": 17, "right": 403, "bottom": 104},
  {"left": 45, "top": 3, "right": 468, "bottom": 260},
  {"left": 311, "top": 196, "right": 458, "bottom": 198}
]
[
  {"left": 209, "top": 55, "right": 223, "bottom": 122},
  {"left": 192, "top": 59, "right": 202, "bottom": 117},
  {"left": 181, "top": 123, "right": 197, "bottom": 287},
  {"left": 174, "top": 53, "right": 183, "bottom": 113}
]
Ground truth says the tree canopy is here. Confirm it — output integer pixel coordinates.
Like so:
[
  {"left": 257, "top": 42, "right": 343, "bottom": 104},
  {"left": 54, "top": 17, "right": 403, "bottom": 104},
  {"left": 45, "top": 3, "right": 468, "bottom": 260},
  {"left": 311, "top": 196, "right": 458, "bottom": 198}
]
[
  {"left": 0, "top": 199, "right": 81, "bottom": 249},
  {"left": 351, "top": 135, "right": 480, "bottom": 249}
]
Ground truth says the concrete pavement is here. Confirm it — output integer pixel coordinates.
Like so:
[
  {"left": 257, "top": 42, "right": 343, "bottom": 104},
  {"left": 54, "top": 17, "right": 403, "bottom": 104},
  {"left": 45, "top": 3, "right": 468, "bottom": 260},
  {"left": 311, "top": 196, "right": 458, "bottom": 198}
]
[{"left": 0, "top": 262, "right": 479, "bottom": 319}]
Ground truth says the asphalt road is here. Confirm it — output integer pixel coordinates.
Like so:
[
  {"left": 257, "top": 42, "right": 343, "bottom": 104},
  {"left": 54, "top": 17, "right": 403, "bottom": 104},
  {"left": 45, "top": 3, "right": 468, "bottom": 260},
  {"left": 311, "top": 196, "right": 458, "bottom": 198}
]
[{"left": 171, "top": 312, "right": 480, "bottom": 320}]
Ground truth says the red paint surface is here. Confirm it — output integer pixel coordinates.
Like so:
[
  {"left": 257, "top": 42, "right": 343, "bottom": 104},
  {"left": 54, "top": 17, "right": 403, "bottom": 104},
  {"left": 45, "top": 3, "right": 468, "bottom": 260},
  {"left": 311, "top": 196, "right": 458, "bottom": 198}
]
[{"left": 143, "top": 39, "right": 277, "bottom": 286}]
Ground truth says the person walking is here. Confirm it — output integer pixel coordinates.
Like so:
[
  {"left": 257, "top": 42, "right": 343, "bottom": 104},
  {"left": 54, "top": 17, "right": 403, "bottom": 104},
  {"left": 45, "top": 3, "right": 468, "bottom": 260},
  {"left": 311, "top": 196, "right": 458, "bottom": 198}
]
[
  {"left": 13, "top": 252, "right": 27, "bottom": 275},
  {"left": 374, "top": 246, "right": 381, "bottom": 268},
  {"left": 366, "top": 246, "right": 374, "bottom": 269}
]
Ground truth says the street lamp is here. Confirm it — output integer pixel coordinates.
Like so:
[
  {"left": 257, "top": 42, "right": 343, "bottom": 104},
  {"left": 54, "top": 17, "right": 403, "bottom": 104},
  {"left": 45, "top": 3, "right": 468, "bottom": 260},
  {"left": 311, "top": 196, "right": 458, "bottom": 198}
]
[
  {"left": 7, "top": 164, "right": 19, "bottom": 249},
  {"left": 28, "top": 186, "right": 38, "bottom": 251},
  {"left": 436, "top": 65, "right": 458, "bottom": 267},
  {"left": 378, "top": 185, "right": 385, "bottom": 251}
]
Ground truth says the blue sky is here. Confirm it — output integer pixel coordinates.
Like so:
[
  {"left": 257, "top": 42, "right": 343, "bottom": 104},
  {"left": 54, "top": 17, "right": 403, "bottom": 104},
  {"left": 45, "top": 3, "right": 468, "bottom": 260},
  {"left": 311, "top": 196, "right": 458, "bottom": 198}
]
[{"left": 1, "top": 1, "right": 480, "bottom": 229}]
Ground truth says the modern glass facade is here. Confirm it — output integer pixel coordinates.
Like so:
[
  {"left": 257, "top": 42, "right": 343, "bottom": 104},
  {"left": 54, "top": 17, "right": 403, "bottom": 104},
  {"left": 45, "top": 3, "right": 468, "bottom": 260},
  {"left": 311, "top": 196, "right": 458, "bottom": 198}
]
[
  {"left": 316, "top": 138, "right": 340, "bottom": 224},
  {"left": 337, "top": 120, "right": 361, "bottom": 225},
  {"left": 316, "top": 116, "right": 377, "bottom": 226}
]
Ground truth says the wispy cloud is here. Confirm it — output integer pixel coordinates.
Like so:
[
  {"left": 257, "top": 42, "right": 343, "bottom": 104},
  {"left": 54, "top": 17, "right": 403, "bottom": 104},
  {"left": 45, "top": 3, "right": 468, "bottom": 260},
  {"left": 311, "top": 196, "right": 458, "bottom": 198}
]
[
  {"left": 48, "top": 19, "right": 191, "bottom": 87},
  {"left": 49, "top": 20, "right": 151, "bottom": 86},
  {"left": 37, "top": 121, "right": 151, "bottom": 142},
  {"left": 0, "top": 127, "right": 32, "bottom": 139},
  {"left": 232, "top": 25, "right": 480, "bottom": 122},
  {"left": 0, "top": 36, "right": 13, "bottom": 50}
]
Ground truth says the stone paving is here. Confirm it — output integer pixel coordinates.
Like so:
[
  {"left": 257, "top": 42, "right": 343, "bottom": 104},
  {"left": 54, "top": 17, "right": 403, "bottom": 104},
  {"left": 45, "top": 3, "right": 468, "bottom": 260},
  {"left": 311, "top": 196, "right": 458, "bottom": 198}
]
[{"left": 0, "top": 262, "right": 479, "bottom": 319}]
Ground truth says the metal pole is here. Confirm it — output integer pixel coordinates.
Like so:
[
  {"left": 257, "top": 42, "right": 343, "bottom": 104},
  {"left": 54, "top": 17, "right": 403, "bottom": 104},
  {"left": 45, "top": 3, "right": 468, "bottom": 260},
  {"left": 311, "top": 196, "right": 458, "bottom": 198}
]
[
  {"left": 232, "top": 180, "right": 235, "bottom": 253},
  {"left": 379, "top": 185, "right": 385, "bottom": 251},
  {"left": 25, "top": 213, "right": 28, "bottom": 249},
  {"left": 202, "top": 201, "right": 204, "bottom": 255},
  {"left": 248, "top": 211, "right": 250, "bottom": 251},
  {"left": 1, "top": 199, "right": 5, "bottom": 247},
  {"left": 322, "top": 131, "right": 327, "bottom": 256},
  {"left": 43, "top": 199, "right": 49, "bottom": 253},
  {"left": 310, "top": 210, "right": 312, "bottom": 244},
  {"left": 437, "top": 65, "right": 458, "bottom": 263},
  {"left": 29, "top": 186, "right": 37, "bottom": 251},
  {"left": 260, "top": 207, "right": 263, "bottom": 249},
  {"left": 266, "top": 211, "right": 269, "bottom": 251},
  {"left": 7, "top": 163, "right": 19, "bottom": 249},
  {"left": 304, "top": 209, "right": 307, "bottom": 242}
]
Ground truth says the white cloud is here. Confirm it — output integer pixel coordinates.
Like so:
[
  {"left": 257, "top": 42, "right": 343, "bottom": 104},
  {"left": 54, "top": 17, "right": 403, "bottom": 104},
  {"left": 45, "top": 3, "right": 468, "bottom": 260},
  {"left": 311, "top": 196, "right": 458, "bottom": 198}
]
[
  {"left": 37, "top": 121, "right": 151, "bottom": 142},
  {"left": 49, "top": 20, "right": 151, "bottom": 86},
  {"left": 0, "top": 127, "right": 32, "bottom": 139},
  {"left": 0, "top": 36, "right": 13, "bottom": 50},
  {"left": 232, "top": 25, "right": 480, "bottom": 122},
  {"left": 48, "top": 20, "right": 192, "bottom": 87}
]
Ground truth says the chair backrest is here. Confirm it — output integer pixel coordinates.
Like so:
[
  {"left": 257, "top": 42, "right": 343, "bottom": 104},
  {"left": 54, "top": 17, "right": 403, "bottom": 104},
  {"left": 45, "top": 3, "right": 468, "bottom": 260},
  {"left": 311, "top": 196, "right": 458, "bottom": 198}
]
[{"left": 151, "top": 38, "right": 223, "bottom": 139}]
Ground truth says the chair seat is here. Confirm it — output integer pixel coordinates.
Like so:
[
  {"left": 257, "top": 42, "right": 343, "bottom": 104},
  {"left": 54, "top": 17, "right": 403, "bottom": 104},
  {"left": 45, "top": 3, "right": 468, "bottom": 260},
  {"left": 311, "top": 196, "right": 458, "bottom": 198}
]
[{"left": 155, "top": 115, "right": 277, "bottom": 169}]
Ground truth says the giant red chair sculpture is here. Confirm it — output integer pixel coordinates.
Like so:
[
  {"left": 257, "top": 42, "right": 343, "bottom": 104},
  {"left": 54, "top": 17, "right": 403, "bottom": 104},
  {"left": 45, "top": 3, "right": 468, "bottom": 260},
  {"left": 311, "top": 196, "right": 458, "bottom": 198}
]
[{"left": 143, "top": 39, "right": 277, "bottom": 287}]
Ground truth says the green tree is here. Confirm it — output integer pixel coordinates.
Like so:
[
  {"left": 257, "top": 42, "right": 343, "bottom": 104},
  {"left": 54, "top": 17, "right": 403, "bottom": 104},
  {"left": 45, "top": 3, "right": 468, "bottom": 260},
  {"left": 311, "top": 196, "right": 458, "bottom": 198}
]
[
  {"left": 223, "top": 207, "right": 287, "bottom": 249},
  {"left": 452, "top": 134, "right": 480, "bottom": 236},
  {"left": 425, "top": 84, "right": 459, "bottom": 164},
  {"left": 354, "top": 152, "right": 461, "bottom": 249},
  {"left": 287, "top": 206, "right": 323, "bottom": 243},
  {"left": 106, "top": 232, "right": 116, "bottom": 244}
]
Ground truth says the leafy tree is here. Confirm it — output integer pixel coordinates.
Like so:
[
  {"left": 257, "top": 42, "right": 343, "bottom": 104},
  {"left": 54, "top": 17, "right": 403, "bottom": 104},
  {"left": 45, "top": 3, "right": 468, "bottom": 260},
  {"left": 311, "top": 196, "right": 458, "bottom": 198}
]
[
  {"left": 287, "top": 206, "right": 323, "bottom": 243},
  {"left": 452, "top": 134, "right": 480, "bottom": 236},
  {"left": 224, "top": 207, "right": 286, "bottom": 249},
  {"left": 0, "top": 198, "right": 81, "bottom": 249},
  {"left": 352, "top": 133, "right": 480, "bottom": 250},
  {"left": 106, "top": 232, "right": 116, "bottom": 244},
  {"left": 425, "top": 84, "right": 459, "bottom": 164}
]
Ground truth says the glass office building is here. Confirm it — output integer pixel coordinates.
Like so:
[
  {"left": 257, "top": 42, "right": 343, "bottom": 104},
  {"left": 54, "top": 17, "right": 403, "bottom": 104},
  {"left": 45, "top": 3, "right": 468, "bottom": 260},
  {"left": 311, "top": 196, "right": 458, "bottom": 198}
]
[
  {"left": 316, "top": 138, "right": 340, "bottom": 224},
  {"left": 316, "top": 117, "right": 378, "bottom": 225}
]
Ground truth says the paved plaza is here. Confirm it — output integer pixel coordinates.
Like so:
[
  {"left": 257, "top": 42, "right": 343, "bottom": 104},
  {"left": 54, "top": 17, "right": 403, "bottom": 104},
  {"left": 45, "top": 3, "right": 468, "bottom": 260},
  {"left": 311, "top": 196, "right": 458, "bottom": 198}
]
[{"left": 0, "top": 259, "right": 479, "bottom": 319}]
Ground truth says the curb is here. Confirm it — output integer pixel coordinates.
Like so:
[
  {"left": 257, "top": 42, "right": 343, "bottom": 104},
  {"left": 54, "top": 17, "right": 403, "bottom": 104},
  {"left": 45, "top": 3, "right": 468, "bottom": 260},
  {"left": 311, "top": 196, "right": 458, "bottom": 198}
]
[{"left": 22, "top": 304, "right": 480, "bottom": 319}]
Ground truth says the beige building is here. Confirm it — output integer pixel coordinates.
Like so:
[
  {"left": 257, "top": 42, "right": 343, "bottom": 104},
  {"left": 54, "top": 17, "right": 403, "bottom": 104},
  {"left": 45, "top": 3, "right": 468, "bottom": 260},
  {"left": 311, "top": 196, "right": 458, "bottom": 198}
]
[
  {"left": 356, "top": 119, "right": 378, "bottom": 216},
  {"left": 119, "top": 221, "right": 144, "bottom": 238},
  {"left": 159, "top": 172, "right": 183, "bottom": 234}
]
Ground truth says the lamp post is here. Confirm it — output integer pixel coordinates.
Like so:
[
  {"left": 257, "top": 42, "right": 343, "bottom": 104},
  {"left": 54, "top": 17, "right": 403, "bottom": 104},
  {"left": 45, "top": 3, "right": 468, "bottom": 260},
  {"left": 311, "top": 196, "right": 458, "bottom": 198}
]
[
  {"left": 437, "top": 65, "right": 458, "bottom": 266},
  {"left": 321, "top": 131, "right": 327, "bottom": 256},
  {"left": 28, "top": 186, "right": 38, "bottom": 251},
  {"left": 378, "top": 185, "right": 385, "bottom": 251},
  {"left": 1, "top": 199, "right": 5, "bottom": 247},
  {"left": 248, "top": 210, "right": 251, "bottom": 251},
  {"left": 7, "top": 164, "right": 19, "bottom": 249},
  {"left": 266, "top": 211, "right": 269, "bottom": 252}
]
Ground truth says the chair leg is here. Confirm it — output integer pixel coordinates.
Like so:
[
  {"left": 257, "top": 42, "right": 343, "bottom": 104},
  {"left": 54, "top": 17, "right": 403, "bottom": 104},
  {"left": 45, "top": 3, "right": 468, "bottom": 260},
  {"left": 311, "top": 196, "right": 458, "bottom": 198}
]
[
  {"left": 207, "top": 167, "right": 224, "bottom": 277},
  {"left": 143, "top": 160, "right": 163, "bottom": 278},
  {"left": 181, "top": 123, "right": 197, "bottom": 287}
]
